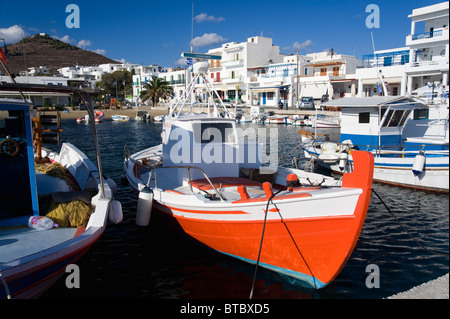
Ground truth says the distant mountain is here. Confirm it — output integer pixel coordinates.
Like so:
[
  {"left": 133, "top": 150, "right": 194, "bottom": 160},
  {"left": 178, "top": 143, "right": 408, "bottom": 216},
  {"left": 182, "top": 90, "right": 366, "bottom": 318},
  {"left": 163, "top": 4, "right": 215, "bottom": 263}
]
[{"left": 2, "top": 34, "right": 119, "bottom": 76}]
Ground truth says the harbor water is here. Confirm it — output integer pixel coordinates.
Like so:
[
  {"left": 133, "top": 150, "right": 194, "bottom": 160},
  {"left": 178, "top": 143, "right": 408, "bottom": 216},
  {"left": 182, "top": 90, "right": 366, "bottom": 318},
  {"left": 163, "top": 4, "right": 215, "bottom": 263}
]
[{"left": 41, "top": 118, "right": 449, "bottom": 299}]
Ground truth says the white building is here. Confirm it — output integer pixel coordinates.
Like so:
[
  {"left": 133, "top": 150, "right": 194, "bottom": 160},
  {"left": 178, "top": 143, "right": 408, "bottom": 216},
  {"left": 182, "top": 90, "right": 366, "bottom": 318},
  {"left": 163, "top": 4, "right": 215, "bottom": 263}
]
[
  {"left": 355, "top": 1, "right": 448, "bottom": 98},
  {"left": 405, "top": 1, "right": 449, "bottom": 92}
]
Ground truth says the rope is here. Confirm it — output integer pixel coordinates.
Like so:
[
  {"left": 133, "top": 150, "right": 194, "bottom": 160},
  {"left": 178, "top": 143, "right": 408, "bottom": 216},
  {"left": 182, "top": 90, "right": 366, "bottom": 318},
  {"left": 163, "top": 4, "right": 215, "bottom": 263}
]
[
  {"left": 249, "top": 182, "right": 319, "bottom": 298},
  {"left": 249, "top": 187, "right": 283, "bottom": 299},
  {"left": 372, "top": 189, "right": 449, "bottom": 257},
  {"left": 0, "top": 271, "right": 12, "bottom": 299}
]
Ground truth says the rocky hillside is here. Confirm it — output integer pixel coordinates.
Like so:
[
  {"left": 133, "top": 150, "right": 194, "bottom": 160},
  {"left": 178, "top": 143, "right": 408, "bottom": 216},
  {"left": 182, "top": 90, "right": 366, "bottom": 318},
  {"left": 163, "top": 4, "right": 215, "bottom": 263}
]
[{"left": 2, "top": 34, "right": 119, "bottom": 76}]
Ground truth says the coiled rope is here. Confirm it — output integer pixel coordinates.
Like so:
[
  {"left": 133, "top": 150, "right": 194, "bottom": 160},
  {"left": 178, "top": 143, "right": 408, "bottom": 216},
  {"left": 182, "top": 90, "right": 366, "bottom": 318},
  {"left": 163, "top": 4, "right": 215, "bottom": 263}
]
[{"left": 372, "top": 189, "right": 449, "bottom": 257}]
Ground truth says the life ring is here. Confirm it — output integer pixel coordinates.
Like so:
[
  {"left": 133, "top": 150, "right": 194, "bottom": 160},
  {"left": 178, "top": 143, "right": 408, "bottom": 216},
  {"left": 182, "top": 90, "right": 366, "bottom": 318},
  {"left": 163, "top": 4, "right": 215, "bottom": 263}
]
[{"left": 0, "top": 138, "right": 20, "bottom": 156}]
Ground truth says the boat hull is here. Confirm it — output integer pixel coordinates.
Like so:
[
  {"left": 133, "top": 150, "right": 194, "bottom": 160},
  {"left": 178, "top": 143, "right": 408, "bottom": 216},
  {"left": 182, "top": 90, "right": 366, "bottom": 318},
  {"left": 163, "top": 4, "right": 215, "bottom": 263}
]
[
  {"left": 126, "top": 149, "right": 373, "bottom": 288},
  {"left": 304, "top": 147, "right": 449, "bottom": 192},
  {"left": 0, "top": 229, "right": 102, "bottom": 299},
  {"left": 154, "top": 204, "right": 367, "bottom": 288}
]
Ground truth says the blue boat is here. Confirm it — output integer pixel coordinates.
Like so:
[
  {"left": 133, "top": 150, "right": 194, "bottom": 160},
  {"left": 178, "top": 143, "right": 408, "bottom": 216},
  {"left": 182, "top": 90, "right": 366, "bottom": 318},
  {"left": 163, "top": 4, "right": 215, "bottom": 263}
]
[
  {"left": 0, "top": 85, "right": 122, "bottom": 299},
  {"left": 301, "top": 95, "right": 449, "bottom": 192}
]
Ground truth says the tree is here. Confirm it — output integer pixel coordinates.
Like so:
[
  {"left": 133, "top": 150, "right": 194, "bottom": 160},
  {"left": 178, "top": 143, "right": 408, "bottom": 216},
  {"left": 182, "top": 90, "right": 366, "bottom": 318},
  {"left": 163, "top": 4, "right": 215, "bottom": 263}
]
[
  {"left": 140, "top": 76, "right": 173, "bottom": 107},
  {"left": 96, "top": 70, "right": 132, "bottom": 99}
]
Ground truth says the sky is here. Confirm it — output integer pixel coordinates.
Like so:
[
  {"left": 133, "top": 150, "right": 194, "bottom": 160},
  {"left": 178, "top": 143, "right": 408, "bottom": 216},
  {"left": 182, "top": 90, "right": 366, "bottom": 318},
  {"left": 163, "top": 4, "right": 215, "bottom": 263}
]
[{"left": 0, "top": 0, "right": 444, "bottom": 68}]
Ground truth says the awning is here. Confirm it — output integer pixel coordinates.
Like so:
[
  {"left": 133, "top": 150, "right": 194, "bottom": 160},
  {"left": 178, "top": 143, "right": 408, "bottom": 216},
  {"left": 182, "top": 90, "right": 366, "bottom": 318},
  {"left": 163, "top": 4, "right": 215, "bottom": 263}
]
[
  {"left": 361, "top": 77, "right": 403, "bottom": 85},
  {"left": 300, "top": 82, "right": 328, "bottom": 99},
  {"left": 250, "top": 85, "right": 289, "bottom": 93}
]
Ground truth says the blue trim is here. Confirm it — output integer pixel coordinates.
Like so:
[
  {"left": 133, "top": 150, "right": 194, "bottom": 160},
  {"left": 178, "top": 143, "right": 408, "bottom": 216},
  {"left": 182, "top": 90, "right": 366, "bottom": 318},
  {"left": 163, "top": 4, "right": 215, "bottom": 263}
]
[
  {"left": 23, "top": 107, "right": 39, "bottom": 216},
  {"left": 219, "top": 250, "right": 327, "bottom": 289}
]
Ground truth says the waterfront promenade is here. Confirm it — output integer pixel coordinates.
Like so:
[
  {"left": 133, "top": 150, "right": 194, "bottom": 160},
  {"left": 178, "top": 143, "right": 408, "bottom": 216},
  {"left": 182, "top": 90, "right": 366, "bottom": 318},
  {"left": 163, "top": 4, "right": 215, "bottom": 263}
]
[{"left": 59, "top": 103, "right": 338, "bottom": 120}]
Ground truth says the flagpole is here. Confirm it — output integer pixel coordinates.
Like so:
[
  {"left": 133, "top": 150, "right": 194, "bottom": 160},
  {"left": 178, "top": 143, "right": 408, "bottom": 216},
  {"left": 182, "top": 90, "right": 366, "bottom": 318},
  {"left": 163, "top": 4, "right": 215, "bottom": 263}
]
[{"left": 0, "top": 39, "right": 26, "bottom": 101}]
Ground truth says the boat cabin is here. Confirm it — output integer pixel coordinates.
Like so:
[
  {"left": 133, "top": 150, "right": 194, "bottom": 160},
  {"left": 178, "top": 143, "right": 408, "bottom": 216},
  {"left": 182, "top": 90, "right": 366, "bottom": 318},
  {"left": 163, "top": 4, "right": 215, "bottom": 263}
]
[
  {"left": 0, "top": 101, "right": 39, "bottom": 227},
  {"left": 161, "top": 114, "right": 263, "bottom": 181},
  {"left": 322, "top": 96, "right": 449, "bottom": 153}
]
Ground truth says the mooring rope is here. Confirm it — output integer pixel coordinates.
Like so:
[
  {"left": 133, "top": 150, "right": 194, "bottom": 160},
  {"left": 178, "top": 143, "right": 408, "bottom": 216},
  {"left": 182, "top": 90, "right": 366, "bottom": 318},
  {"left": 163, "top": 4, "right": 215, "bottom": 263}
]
[
  {"left": 372, "top": 189, "right": 449, "bottom": 257},
  {"left": 249, "top": 189, "right": 281, "bottom": 299},
  {"left": 0, "top": 271, "right": 12, "bottom": 299},
  {"left": 249, "top": 183, "right": 319, "bottom": 299}
]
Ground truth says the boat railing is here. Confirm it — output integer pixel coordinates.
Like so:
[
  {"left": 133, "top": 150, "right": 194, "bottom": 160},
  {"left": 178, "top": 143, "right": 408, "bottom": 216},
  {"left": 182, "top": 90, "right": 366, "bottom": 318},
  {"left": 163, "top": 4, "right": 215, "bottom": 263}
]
[
  {"left": 130, "top": 160, "right": 227, "bottom": 202},
  {"left": 358, "top": 144, "right": 449, "bottom": 157}
]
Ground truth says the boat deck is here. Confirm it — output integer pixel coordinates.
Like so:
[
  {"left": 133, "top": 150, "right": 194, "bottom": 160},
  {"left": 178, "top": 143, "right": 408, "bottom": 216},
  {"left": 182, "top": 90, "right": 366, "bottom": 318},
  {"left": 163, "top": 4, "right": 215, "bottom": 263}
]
[{"left": 0, "top": 227, "right": 78, "bottom": 265}]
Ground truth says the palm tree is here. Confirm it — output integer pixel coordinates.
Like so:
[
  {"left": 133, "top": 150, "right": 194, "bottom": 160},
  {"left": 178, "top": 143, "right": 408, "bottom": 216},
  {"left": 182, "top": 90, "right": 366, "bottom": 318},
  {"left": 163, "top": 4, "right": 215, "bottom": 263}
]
[{"left": 140, "top": 76, "right": 173, "bottom": 107}]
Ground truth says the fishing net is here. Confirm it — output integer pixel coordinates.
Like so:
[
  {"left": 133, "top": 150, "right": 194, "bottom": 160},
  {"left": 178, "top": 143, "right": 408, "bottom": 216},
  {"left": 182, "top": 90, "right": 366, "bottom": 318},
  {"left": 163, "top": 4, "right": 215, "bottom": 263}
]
[{"left": 45, "top": 199, "right": 93, "bottom": 227}]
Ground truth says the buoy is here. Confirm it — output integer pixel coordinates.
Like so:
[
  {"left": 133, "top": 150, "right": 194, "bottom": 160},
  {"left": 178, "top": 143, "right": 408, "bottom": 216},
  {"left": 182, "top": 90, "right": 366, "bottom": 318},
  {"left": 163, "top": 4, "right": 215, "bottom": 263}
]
[
  {"left": 108, "top": 200, "right": 123, "bottom": 224},
  {"left": 136, "top": 186, "right": 153, "bottom": 226},
  {"left": 412, "top": 153, "right": 426, "bottom": 176},
  {"left": 339, "top": 152, "right": 348, "bottom": 171}
]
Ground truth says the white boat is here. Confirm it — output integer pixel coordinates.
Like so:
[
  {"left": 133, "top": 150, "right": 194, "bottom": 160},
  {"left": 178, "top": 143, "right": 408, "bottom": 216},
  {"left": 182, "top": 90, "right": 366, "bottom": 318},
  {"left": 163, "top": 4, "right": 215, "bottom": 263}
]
[
  {"left": 311, "top": 114, "right": 340, "bottom": 128},
  {"left": 77, "top": 111, "right": 104, "bottom": 124},
  {"left": 112, "top": 114, "right": 130, "bottom": 122},
  {"left": 123, "top": 61, "right": 375, "bottom": 290},
  {"left": 286, "top": 115, "right": 306, "bottom": 126},
  {"left": 268, "top": 115, "right": 287, "bottom": 124},
  {"left": 135, "top": 110, "right": 150, "bottom": 121},
  {"left": 301, "top": 96, "right": 449, "bottom": 192},
  {"left": 153, "top": 115, "right": 163, "bottom": 122},
  {"left": 0, "top": 84, "right": 122, "bottom": 299}
]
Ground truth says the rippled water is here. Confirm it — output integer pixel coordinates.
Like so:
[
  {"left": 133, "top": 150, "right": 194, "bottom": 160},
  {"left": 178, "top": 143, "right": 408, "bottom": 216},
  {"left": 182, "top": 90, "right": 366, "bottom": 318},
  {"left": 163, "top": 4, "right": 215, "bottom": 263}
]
[{"left": 41, "top": 119, "right": 448, "bottom": 299}]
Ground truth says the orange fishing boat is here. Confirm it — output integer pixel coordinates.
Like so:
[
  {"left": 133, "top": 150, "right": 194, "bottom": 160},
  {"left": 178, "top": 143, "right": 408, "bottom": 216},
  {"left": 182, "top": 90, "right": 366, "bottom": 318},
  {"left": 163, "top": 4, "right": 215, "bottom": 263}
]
[{"left": 123, "top": 61, "right": 374, "bottom": 289}]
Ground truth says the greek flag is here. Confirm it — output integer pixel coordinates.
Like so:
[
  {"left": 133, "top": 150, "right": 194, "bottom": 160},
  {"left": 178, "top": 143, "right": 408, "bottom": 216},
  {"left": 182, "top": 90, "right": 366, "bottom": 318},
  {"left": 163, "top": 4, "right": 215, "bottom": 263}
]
[
  {"left": 186, "top": 58, "right": 193, "bottom": 65},
  {"left": 376, "top": 82, "right": 383, "bottom": 93}
]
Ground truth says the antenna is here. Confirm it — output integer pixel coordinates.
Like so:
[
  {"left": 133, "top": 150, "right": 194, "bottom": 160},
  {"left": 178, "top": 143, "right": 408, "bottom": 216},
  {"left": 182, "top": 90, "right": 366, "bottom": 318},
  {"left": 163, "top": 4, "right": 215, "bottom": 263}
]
[{"left": 191, "top": 3, "right": 193, "bottom": 52}]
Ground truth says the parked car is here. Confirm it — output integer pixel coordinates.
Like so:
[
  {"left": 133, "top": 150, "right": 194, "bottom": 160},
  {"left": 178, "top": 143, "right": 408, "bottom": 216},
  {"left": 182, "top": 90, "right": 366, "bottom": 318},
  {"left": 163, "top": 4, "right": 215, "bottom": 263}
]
[{"left": 298, "top": 96, "right": 314, "bottom": 109}]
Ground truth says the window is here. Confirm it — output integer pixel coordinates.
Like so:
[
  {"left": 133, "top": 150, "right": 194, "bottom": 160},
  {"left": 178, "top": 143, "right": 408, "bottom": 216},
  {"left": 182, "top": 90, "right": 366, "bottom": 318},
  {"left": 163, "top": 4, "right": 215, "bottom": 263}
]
[
  {"left": 382, "top": 109, "right": 411, "bottom": 127},
  {"left": 413, "top": 109, "right": 429, "bottom": 120},
  {"left": 267, "top": 92, "right": 274, "bottom": 100},
  {"left": 194, "top": 122, "right": 235, "bottom": 144},
  {"left": 333, "top": 67, "right": 339, "bottom": 76},
  {"left": 320, "top": 68, "right": 326, "bottom": 76},
  {"left": 359, "top": 112, "right": 370, "bottom": 123},
  {"left": 399, "top": 110, "right": 411, "bottom": 126},
  {"left": 283, "top": 69, "right": 288, "bottom": 77}
]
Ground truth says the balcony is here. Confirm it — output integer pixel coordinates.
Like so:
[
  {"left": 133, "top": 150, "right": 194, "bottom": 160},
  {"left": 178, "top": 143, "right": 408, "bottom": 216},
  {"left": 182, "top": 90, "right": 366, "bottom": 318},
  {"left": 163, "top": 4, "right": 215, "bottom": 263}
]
[
  {"left": 406, "top": 27, "right": 449, "bottom": 46},
  {"left": 221, "top": 59, "right": 244, "bottom": 66}
]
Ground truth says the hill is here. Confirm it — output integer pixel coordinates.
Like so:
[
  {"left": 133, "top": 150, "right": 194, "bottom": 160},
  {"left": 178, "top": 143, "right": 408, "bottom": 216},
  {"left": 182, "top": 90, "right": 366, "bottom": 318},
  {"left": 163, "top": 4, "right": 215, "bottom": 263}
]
[{"left": 2, "top": 34, "right": 119, "bottom": 76}]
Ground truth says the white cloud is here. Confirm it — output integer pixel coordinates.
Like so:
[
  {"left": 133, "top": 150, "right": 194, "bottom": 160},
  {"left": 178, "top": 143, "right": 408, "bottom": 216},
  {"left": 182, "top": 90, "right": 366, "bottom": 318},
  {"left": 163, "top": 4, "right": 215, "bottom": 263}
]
[
  {"left": 93, "top": 49, "right": 107, "bottom": 55},
  {"left": 194, "top": 13, "right": 225, "bottom": 23},
  {"left": 0, "top": 25, "right": 27, "bottom": 43},
  {"left": 191, "top": 33, "right": 226, "bottom": 48},
  {"left": 175, "top": 57, "right": 188, "bottom": 66},
  {"left": 53, "top": 35, "right": 75, "bottom": 44},
  {"left": 292, "top": 40, "right": 313, "bottom": 51},
  {"left": 77, "top": 39, "right": 92, "bottom": 48}
]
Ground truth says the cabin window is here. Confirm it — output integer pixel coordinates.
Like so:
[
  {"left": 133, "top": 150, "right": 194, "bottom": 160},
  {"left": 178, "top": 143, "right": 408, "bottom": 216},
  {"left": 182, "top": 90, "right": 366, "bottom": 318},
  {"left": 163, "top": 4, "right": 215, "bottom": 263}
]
[
  {"left": 413, "top": 108, "right": 429, "bottom": 120},
  {"left": 359, "top": 112, "right": 370, "bottom": 123},
  {"left": 382, "top": 109, "right": 411, "bottom": 127},
  {"left": 194, "top": 122, "right": 236, "bottom": 144},
  {"left": 399, "top": 110, "right": 411, "bottom": 126}
]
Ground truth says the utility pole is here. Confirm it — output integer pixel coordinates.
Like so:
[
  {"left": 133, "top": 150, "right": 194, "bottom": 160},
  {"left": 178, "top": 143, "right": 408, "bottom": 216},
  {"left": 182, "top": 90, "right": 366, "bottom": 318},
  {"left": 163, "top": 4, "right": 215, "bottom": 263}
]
[{"left": 296, "top": 49, "right": 299, "bottom": 108}]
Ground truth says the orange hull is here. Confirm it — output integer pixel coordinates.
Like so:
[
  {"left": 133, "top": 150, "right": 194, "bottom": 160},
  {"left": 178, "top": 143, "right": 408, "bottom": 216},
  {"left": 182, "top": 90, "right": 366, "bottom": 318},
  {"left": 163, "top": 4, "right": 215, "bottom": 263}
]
[{"left": 152, "top": 151, "right": 374, "bottom": 288}]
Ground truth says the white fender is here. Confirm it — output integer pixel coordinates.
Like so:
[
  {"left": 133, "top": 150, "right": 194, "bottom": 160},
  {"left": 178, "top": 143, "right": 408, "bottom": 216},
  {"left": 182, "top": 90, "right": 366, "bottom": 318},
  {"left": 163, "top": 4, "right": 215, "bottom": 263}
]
[
  {"left": 136, "top": 187, "right": 153, "bottom": 226},
  {"left": 339, "top": 152, "right": 348, "bottom": 171},
  {"left": 412, "top": 153, "right": 426, "bottom": 176},
  {"left": 108, "top": 200, "right": 123, "bottom": 224}
]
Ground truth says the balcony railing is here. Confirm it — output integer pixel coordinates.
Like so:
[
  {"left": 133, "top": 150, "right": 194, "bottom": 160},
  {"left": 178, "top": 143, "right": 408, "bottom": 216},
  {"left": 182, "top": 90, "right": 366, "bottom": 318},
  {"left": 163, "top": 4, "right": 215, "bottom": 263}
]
[{"left": 412, "top": 30, "right": 443, "bottom": 40}]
